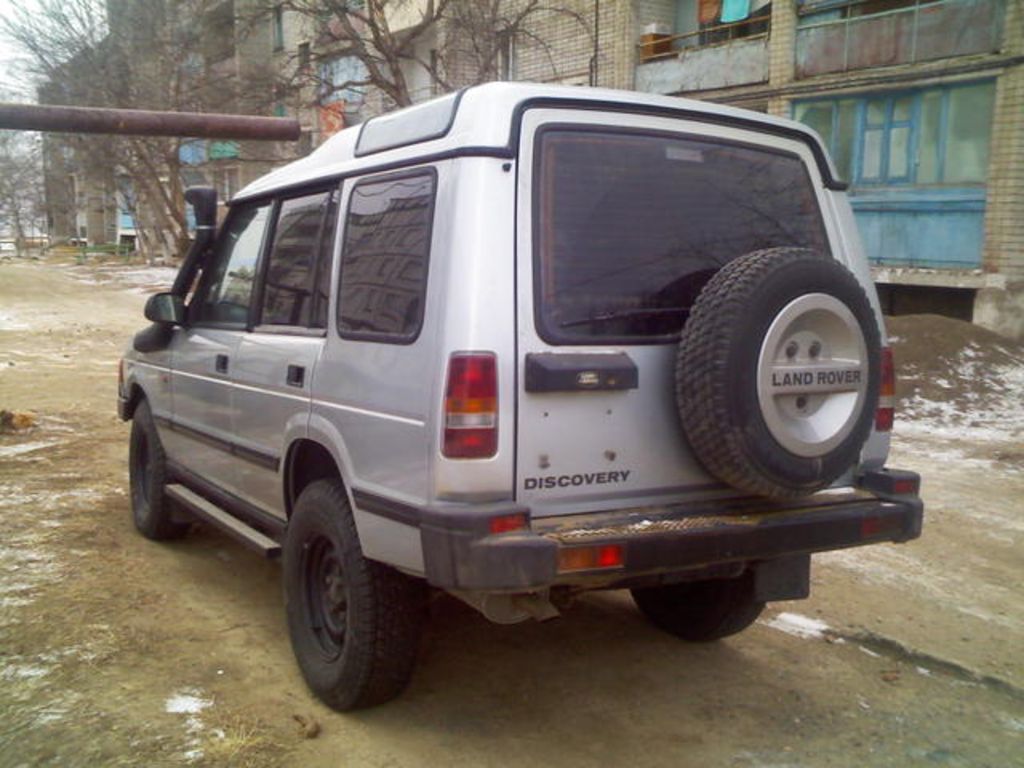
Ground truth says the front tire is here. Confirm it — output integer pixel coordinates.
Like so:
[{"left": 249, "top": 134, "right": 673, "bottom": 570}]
[
  {"left": 129, "top": 400, "right": 188, "bottom": 541},
  {"left": 284, "top": 480, "right": 427, "bottom": 710},
  {"left": 631, "top": 572, "right": 764, "bottom": 642}
]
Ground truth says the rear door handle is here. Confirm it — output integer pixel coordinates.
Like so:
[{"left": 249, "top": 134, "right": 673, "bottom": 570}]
[
  {"left": 215, "top": 354, "right": 229, "bottom": 374},
  {"left": 286, "top": 364, "right": 305, "bottom": 388}
]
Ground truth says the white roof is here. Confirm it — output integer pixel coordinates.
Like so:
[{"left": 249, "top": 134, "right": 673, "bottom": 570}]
[{"left": 235, "top": 82, "right": 840, "bottom": 202}]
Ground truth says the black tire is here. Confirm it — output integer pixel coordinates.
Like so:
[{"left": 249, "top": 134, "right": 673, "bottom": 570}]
[
  {"left": 129, "top": 400, "right": 189, "bottom": 540},
  {"left": 283, "top": 479, "right": 427, "bottom": 711},
  {"left": 676, "top": 248, "right": 881, "bottom": 498},
  {"left": 631, "top": 572, "right": 764, "bottom": 642}
]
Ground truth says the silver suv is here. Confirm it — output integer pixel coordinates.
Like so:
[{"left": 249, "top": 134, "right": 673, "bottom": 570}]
[{"left": 119, "top": 83, "right": 923, "bottom": 710}]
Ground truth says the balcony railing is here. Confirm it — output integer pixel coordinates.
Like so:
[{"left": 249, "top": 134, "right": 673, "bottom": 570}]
[
  {"left": 639, "top": 18, "right": 771, "bottom": 62},
  {"left": 795, "top": 0, "right": 1004, "bottom": 79}
]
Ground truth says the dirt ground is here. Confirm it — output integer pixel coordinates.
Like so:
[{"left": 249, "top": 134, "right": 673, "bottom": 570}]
[{"left": 1, "top": 257, "right": 1022, "bottom": 767}]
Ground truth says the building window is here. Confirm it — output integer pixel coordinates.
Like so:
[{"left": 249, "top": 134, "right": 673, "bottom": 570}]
[
  {"left": 794, "top": 80, "right": 995, "bottom": 187},
  {"left": 298, "top": 41, "right": 311, "bottom": 71},
  {"left": 320, "top": 56, "right": 368, "bottom": 106},
  {"left": 272, "top": 5, "right": 284, "bottom": 51},
  {"left": 797, "top": 0, "right": 938, "bottom": 25}
]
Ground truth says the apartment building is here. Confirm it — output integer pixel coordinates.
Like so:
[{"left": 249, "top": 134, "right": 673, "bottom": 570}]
[{"left": 633, "top": 0, "right": 1024, "bottom": 338}]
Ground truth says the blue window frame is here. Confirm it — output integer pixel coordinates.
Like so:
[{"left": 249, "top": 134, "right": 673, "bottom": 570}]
[{"left": 794, "top": 80, "right": 994, "bottom": 188}]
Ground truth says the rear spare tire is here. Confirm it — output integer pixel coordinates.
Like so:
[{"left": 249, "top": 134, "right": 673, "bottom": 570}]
[{"left": 676, "top": 248, "right": 881, "bottom": 498}]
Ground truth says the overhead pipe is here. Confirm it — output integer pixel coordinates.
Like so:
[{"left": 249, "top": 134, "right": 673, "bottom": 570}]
[{"left": 0, "top": 102, "right": 301, "bottom": 141}]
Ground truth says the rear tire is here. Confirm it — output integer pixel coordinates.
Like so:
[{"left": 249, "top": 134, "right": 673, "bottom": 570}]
[
  {"left": 284, "top": 479, "right": 427, "bottom": 710},
  {"left": 631, "top": 572, "right": 764, "bottom": 642},
  {"left": 129, "top": 400, "right": 188, "bottom": 541}
]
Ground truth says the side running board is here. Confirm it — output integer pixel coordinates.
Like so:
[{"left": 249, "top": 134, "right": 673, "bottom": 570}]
[{"left": 165, "top": 483, "right": 282, "bottom": 559}]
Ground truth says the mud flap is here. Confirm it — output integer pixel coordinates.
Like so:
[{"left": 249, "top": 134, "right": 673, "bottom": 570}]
[{"left": 754, "top": 554, "right": 811, "bottom": 602}]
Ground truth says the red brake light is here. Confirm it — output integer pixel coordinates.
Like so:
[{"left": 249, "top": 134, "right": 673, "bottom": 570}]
[
  {"left": 875, "top": 346, "right": 895, "bottom": 432},
  {"left": 489, "top": 513, "right": 527, "bottom": 534},
  {"left": 443, "top": 353, "right": 498, "bottom": 459}
]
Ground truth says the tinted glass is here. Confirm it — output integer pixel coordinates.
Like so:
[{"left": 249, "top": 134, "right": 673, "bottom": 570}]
[
  {"left": 260, "top": 191, "right": 330, "bottom": 326},
  {"left": 338, "top": 172, "right": 435, "bottom": 340},
  {"left": 312, "top": 192, "right": 339, "bottom": 328},
  {"left": 536, "top": 130, "right": 830, "bottom": 342},
  {"left": 193, "top": 203, "right": 271, "bottom": 325}
]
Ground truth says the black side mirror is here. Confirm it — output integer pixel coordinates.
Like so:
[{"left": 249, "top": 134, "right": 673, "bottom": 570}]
[{"left": 144, "top": 292, "right": 186, "bottom": 325}]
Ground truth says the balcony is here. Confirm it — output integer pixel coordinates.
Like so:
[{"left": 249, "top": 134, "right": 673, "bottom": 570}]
[
  {"left": 635, "top": 20, "right": 770, "bottom": 96},
  {"left": 795, "top": 0, "right": 1005, "bottom": 79}
]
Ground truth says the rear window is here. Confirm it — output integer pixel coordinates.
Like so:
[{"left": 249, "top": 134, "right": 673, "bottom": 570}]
[{"left": 535, "top": 128, "right": 831, "bottom": 343}]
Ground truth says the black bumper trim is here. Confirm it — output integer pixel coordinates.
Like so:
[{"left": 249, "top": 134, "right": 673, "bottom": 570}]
[{"left": 351, "top": 474, "right": 923, "bottom": 594}]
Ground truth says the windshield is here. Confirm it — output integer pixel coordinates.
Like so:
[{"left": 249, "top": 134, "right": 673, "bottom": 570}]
[{"left": 535, "top": 128, "right": 831, "bottom": 343}]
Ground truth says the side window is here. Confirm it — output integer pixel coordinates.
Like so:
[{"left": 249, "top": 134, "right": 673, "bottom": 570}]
[
  {"left": 192, "top": 202, "right": 272, "bottom": 325},
  {"left": 260, "top": 190, "right": 334, "bottom": 327},
  {"left": 337, "top": 170, "right": 436, "bottom": 342}
]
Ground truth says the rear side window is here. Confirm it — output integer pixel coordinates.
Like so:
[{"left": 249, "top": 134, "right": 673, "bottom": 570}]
[
  {"left": 535, "top": 128, "right": 830, "bottom": 344},
  {"left": 260, "top": 190, "right": 336, "bottom": 327},
  {"left": 337, "top": 170, "right": 436, "bottom": 342},
  {"left": 192, "top": 202, "right": 272, "bottom": 325}
]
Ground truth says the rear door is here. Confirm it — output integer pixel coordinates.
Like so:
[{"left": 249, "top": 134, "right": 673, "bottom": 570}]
[
  {"left": 231, "top": 188, "right": 338, "bottom": 517},
  {"left": 515, "top": 109, "right": 835, "bottom": 517}
]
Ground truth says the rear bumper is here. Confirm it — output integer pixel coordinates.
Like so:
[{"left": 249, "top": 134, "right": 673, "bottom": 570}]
[{"left": 412, "top": 470, "right": 923, "bottom": 592}]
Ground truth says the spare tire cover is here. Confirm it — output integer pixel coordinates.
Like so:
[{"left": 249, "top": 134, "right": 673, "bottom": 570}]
[{"left": 675, "top": 247, "right": 881, "bottom": 499}]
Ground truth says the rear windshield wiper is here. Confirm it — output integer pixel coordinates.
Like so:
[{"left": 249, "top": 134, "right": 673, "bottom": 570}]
[{"left": 558, "top": 306, "right": 690, "bottom": 328}]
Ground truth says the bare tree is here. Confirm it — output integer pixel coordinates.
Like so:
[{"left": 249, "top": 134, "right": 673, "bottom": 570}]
[
  {"left": 2, "top": 0, "right": 283, "bottom": 261},
  {"left": 250, "top": 0, "right": 590, "bottom": 112},
  {"left": 0, "top": 130, "right": 45, "bottom": 255}
]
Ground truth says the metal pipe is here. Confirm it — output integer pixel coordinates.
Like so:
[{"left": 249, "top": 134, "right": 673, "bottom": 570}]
[{"left": 0, "top": 102, "right": 301, "bottom": 141}]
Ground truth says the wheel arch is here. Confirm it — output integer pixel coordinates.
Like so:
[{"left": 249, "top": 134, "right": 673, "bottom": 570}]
[
  {"left": 284, "top": 438, "right": 344, "bottom": 519},
  {"left": 122, "top": 381, "right": 147, "bottom": 420}
]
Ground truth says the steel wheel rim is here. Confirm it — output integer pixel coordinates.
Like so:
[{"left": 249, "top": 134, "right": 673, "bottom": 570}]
[
  {"left": 302, "top": 535, "right": 347, "bottom": 659},
  {"left": 757, "top": 293, "right": 869, "bottom": 458}
]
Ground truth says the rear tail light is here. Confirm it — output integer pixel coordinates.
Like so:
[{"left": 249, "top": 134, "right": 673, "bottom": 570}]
[
  {"left": 118, "top": 358, "right": 125, "bottom": 396},
  {"left": 875, "top": 346, "right": 895, "bottom": 432},
  {"left": 442, "top": 352, "right": 498, "bottom": 459},
  {"left": 557, "top": 544, "right": 624, "bottom": 573}
]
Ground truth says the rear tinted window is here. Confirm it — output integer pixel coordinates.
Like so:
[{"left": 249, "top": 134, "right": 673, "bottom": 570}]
[
  {"left": 535, "top": 128, "right": 830, "bottom": 343},
  {"left": 337, "top": 170, "right": 436, "bottom": 342}
]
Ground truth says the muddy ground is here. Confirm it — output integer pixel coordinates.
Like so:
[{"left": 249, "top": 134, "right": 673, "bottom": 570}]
[{"left": 1, "top": 257, "right": 1022, "bottom": 767}]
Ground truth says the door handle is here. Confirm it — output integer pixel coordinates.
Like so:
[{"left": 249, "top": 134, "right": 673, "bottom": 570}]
[
  {"left": 286, "top": 364, "right": 305, "bottom": 388},
  {"left": 215, "top": 354, "right": 229, "bottom": 374}
]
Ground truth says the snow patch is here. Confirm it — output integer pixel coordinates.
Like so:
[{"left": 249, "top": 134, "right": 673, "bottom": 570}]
[
  {"left": 0, "top": 310, "right": 30, "bottom": 331},
  {"left": 165, "top": 689, "right": 213, "bottom": 763},
  {"left": 0, "top": 441, "right": 59, "bottom": 459},
  {"left": 763, "top": 612, "right": 831, "bottom": 640}
]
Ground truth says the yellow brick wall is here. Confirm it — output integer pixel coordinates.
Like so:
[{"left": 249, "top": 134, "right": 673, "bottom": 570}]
[{"left": 982, "top": 1, "right": 1024, "bottom": 280}]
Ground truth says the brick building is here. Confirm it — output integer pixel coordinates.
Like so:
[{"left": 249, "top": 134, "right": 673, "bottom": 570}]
[{"left": 632, "top": 0, "right": 1024, "bottom": 338}]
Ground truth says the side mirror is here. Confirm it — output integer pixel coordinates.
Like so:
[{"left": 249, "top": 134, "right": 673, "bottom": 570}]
[{"left": 144, "top": 292, "right": 186, "bottom": 325}]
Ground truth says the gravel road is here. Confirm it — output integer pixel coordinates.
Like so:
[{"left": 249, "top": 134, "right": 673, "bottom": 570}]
[{"left": 1, "top": 258, "right": 1021, "bottom": 767}]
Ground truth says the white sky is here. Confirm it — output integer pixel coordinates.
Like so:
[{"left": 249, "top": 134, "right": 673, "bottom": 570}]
[{"left": 0, "top": 0, "right": 40, "bottom": 99}]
